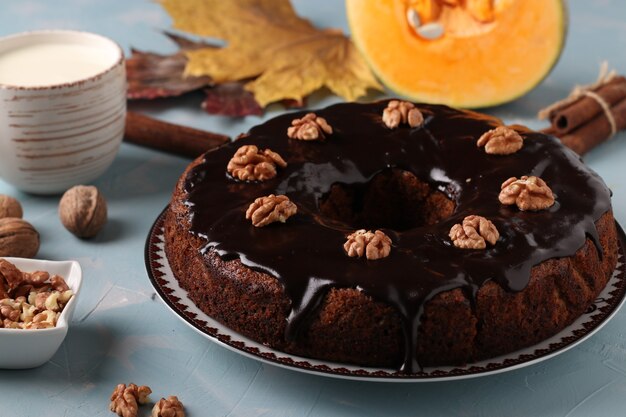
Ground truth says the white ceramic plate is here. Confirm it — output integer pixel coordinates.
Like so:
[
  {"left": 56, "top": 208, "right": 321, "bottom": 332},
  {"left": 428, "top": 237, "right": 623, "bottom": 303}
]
[{"left": 145, "top": 210, "right": 626, "bottom": 382}]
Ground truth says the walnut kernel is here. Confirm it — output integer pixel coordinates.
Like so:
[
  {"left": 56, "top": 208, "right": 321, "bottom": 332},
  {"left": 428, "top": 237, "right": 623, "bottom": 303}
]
[
  {"left": 382, "top": 100, "right": 424, "bottom": 129},
  {"left": 0, "top": 303, "right": 20, "bottom": 322},
  {"left": 227, "top": 145, "right": 287, "bottom": 181},
  {"left": 245, "top": 194, "right": 297, "bottom": 227},
  {"left": 449, "top": 215, "right": 499, "bottom": 249},
  {"left": 59, "top": 185, "right": 107, "bottom": 238},
  {"left": 110, "top": 383, "right": 152, "bottom": 417},
  {"left": 33, "top": 291, "right": 51, "bottom": 310},
  {"left": 499, "top": 176, "right": 555, "bottom": 211},
  {"left": 0, "top": 258, "right": 25, "bottom": 290},
  {"left": 25, "top": 310, "right": 58, "bottom": 329},
  {"left": 2, "top": 319, "right": 20, "bottom": 329},
  {"left": 0, "top": 195, "right": 23, "bottom": 219},
  {"left": 344, "top": 229, "right": 392, "bottom": 260},
  {"left": 287, "top": 113, "right": 332, "bottom": 140},
  {"left": 476, "top": 126, "right": 523, "bottom": 155},
  {"left": 152, "top": 396, "right": 185, "bottom": 417},
  {"left": 24, "top": 270, "right": 49, "bottom": 286},
  {"left": 51, "top": 275, "right": 70, "bottom": 292},
  {"left": 20, "top": 303, "right": 37, "bottom": 325}
]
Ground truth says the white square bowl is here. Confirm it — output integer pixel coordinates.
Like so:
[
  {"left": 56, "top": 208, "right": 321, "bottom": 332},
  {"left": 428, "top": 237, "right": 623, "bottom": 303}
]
[{"left": 0, "top": 257, "right": 82, "bottom": 369}]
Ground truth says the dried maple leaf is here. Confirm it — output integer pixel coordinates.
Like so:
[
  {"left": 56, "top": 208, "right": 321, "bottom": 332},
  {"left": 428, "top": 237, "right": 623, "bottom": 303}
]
[
  {"left": 202, "top": 84, "right": 305, "bottom": 117},
  {"left": 202, "top": 83, "right": 263, "bottom": 117},
  {"left": 160, "top": 0, "right": 383, "bottom": 107},
  {"left": 126, "top": 32, "right": 212, "bottom": 99},
  {"left": 128, "top": 33, "right": 267, "bottom": 116}
]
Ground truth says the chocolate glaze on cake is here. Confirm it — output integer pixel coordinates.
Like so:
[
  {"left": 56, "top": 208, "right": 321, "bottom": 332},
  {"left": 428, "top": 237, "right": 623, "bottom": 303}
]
[{"left": 182, "top": 101, "right": 613, "bottom": 373}]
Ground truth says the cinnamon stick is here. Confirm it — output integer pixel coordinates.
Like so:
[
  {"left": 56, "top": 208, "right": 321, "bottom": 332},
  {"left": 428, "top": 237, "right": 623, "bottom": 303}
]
[
  {"left": 124, "top": 111, "right": 230, "bottom": 158},
  {"left": 548, "top": 76, "right": 626, "bottom": 135},
  {"left": 539, "top": 65, "right": 626, "bottom": 155},
  {"left": 557, "top": 97, "right": 626, "bottom": 155}
]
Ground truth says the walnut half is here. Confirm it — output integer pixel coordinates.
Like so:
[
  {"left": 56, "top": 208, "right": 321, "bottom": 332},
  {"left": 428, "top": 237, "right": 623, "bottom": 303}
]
[
  {"left": 344, "top": 229, "right": 392, "bottom": 260},
  {"left": 449, "top": 215, "right": 499, "bottom": 249},
  {"left": 499, "top": 175, "right": 555, "bottom": 211},
  {"left": 227, "top": 145, "right": 287, "bottom": 181},
  {"left": 476, "top": 126, "right": 523, "bottom": 155},
  {"left": 152, "top": 396, "right": 185, "bottom": 417},
  {"left": 382, "top": 100, "right": 424, "bottom": 129},
  {"left": 245, "top": 194, "right": 297, "bottom": 227},
  {"left": 109, "top": 383, "right": 152, "bottom": 417},
  {"left": 287, "top": 113, "right": 333, "bottom": 140}
]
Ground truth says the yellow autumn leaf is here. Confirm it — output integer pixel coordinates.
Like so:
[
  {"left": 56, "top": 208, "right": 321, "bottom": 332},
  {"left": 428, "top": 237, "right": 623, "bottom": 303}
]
[{"left": 160, "top": 0, "right": 383, "bottom": 107}]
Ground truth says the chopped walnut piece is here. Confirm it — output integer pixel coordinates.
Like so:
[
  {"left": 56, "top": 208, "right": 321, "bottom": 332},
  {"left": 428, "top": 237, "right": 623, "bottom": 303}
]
[
  {"left": 33, "top": 291, "right": 51, "bottom": 310},
  {"left": 20, "top": 302, "right": 37, "bottom": 323},
  {"left": 23, "top": 322, "right": 52, "bottom": 330},
  {"left": 2, "top": 318, "right": 20, "bottom": 329},
  {"left": 11, "top": 284, "right": 32, "bottom": 299},
  {"left": 245, "top": 194, "right": 297, "bottom": 227},
  {"left": 25, "top": 310, "right": 58, "bottom": 329},
  {"left": 58, "top": 290, "right": 74, "bottom": 304},
  {"left": 499, "top": 175, "right": 555, "bottom": 211},
  {"left": 382, "top": 100, "right": 424, "bottom": 129},
  {"left": 0, "top": 302, "right": 20, "bottom": 322},
  {"left": 344, "top": 229, "right": 392, "bottom": 260},
  {"left": 449, "top": 215, "right": 499, "bottom": 249},
  {"left": 287, "top": 113, "right": 332, "bottom": 140},
  {"left": 152, "top": 396, "right": 185, "bottom": 417},
  {"left": 23, "top": 270, "right": 50, "bottom": 286},
  {"left": 227, "top": 145, "right": 287, "bottom": 181},
  {"left": 110, "top": 383, "right": 152, "bottom": 417},
  {"left": 0, "top": 298, "right": 21, "bottom": 309},
  {"left": 0, "top": 259, "right": 24, "bottom": 290},
  {"left": 44, "top": 292, "right": 61, "bottom": 312},
  {"left": 477, "top": 126, "right": 523, "bottom": 155},
  {"left": 50, "top": 275, "right": 70, "bottom": 292}
]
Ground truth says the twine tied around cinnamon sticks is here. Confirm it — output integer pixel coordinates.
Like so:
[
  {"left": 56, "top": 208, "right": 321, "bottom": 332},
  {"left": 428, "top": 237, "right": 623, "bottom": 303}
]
[{"left": 539, "top": 62, "right": 626, "bottom": 155}]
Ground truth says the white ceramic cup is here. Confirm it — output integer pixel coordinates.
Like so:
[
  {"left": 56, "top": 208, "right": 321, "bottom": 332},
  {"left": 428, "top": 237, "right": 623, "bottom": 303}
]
[{"left": 0, "top": 30, "right": 126, "bottom": 194}]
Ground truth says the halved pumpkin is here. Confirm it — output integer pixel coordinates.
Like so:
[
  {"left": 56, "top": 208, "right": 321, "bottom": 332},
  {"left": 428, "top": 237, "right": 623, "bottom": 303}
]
[{"left": 347, "top": 0, "right": 567, "bottom": 108}]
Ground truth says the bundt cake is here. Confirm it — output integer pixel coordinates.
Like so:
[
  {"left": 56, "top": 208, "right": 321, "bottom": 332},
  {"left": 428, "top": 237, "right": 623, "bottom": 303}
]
[{"left": 164, "top": 100, "right": 618, "bottom": 373}]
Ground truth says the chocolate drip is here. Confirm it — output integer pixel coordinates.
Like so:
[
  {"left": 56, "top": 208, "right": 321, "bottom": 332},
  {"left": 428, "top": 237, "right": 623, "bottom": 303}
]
[{"left": 183, "top": 102, "right": 612, "bottom": 373}]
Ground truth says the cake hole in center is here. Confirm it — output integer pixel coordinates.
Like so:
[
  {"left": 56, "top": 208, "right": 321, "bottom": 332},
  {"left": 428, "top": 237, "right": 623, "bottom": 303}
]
[{"left": 319, "top": 169, "right": 455, "bottom": 232}]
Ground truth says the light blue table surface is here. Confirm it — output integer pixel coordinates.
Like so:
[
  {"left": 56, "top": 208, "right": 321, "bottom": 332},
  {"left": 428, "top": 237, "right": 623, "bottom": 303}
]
[{"left": 1, "top": 1, "right": 626, "bottom": 416}]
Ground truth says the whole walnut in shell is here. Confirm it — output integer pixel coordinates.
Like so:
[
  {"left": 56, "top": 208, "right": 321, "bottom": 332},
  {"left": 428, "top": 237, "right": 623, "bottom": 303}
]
[
  {"left": 0, "top": 218, "right": 39, "bottom": 258},
  {"left": 0, "top": 195, "right": 23, "bottom": 219},
  {"left": 59, "top": 185, "right": 107, "bottom": 238}
]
